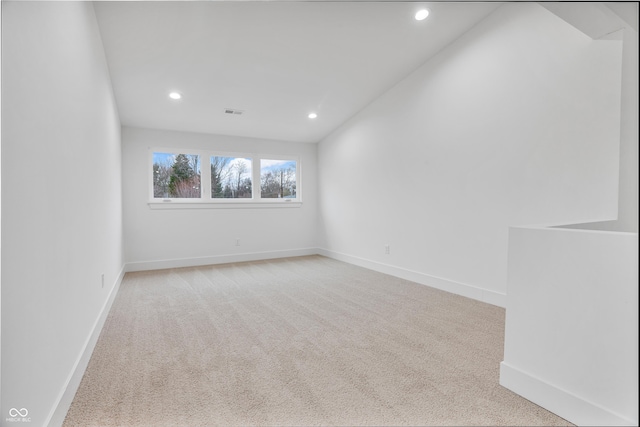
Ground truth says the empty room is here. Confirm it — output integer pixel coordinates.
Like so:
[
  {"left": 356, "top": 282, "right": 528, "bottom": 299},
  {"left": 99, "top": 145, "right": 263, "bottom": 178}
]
[{"left": 1, "top": 1, "right": 638, "bottom": 426}]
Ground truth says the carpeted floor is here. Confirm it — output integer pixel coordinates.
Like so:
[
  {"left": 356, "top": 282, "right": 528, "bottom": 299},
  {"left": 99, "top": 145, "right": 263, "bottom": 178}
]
[{"left": 63, "top": 255, "right": 572, "bottom": 426}]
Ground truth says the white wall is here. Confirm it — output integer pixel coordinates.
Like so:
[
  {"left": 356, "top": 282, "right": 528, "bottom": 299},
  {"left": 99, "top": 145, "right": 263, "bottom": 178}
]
[
  {"left": 0, "top": 2, "right": 2, "bottom": 419},
  {"left": 501, "top": 226, "right": 638, "bottom": 426},
  {"left": 317, "top": 2, "right": 623, "bottom": 305},
  {"left": 534, "top": 2, "right": 638, "bottom": 234},
  {"left": 122, "top": 127, "right": 318, "bottom": 270},
  {"left": 1, "top": 3, "right": 123, "bottom": 426},
  {"left": 0, "top": 3, "right": 3, "bottom": 413},
  {"left": 615, "top": 25, "right": 638, "bottom": 231}
]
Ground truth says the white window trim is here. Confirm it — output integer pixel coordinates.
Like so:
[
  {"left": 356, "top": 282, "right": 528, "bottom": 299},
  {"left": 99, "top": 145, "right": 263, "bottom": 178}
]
[
  {"left": 148, "top": 148, "right": 302, "bottom": 208},
  {"left": 148, "top": 200, "right": 302, "bottom": 209}
]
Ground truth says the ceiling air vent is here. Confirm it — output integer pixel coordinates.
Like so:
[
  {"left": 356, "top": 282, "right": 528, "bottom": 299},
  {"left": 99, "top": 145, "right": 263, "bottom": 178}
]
[{"left": 224, "top": 108, "right": 244, "bottom": 115}]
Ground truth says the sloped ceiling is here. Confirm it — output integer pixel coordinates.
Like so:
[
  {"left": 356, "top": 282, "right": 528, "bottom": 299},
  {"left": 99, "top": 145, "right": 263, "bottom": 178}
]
[
  {"left": 94, "top": 1, "right": 501, "bottom": 143},
  {"left": 539, "top": 1, "right": 637, "bottom": 39}
]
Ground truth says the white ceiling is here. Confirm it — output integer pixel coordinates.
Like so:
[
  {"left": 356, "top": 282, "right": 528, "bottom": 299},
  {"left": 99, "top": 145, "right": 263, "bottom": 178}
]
[{"left": 94, "top": 1, "right": 501, "bottom": 143}]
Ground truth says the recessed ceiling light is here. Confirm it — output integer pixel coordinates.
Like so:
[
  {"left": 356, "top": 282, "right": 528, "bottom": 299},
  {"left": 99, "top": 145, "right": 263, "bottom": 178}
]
[
  {"left": 308, "top": 113, "right": 318, "bottom": 119},
  {"left": 415, "top": 9, "right": 430, "bottom": 21},
  {"left": 169, "top": 92, "right": 182, "bottom": 100}
]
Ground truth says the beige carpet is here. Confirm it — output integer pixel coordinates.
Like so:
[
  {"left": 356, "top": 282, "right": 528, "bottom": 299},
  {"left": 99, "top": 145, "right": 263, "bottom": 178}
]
[{"left": 63, "top": 255, "right": 572, "bottom": 426}]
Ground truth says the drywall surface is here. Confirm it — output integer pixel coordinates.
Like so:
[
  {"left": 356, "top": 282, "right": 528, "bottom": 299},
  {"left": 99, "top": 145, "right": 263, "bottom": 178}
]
[
  {"left": 122, "top": 127, "right": 318, "bottom": 268},
  {"left": 1, "top": 3, "right": 123, "bottom": 426},
  {"left": 502, "top": 226, "right": 638, "bottom": 425},
  {"left": 0, "top": 4, "right": 3, "bottom": 413},
  {"left": 617, "top": 26, "right": 639, "bottom": 232},
  {"left": 538, "top": 3, "right": 638, "bottom": 233},
  {"left": 317, "top": 2, "right": 623, "bottom": 300}
]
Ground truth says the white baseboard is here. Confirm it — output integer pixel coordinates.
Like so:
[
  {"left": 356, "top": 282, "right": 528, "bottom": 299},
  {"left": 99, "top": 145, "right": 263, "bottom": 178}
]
[
  {"left": 500, "top": 362, "right": 636, "bottom": 426},
  {"left": 46, "top": 265, "right": 126, "bottom": 427},
  {"left": 125, "top": 248, "right": 318, "bottom": 272},
  {"left": 318, "top": 248, "right": 506, "bottom": 308}
]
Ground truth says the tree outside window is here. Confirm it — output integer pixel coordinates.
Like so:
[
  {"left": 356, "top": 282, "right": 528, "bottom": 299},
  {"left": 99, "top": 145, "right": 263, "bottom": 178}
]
[
  {"left": 211, "top": 156, "right": 252, "bottom": 199},
  {"left": 153, "top": 152, "right": 201, "bottom": 198},
  {"left": 260, "top": 159, "right": 296, "bottom": 199}
]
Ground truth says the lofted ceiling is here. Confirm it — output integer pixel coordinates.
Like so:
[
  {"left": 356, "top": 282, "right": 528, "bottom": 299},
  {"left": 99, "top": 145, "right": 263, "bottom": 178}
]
[{"left": 94, "top": 1, "right": 501, "bottom": 143}]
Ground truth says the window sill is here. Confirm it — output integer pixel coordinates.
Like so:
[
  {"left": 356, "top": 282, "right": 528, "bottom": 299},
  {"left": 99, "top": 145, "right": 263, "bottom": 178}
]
[{"left": 148, "top": 200, "right": 302, "bottom": 209}]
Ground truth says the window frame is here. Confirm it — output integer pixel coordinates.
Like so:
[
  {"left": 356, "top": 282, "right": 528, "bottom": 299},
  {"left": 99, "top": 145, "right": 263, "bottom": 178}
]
[{"left": 148, "top": 148, "right": 302, "bottom": 209}]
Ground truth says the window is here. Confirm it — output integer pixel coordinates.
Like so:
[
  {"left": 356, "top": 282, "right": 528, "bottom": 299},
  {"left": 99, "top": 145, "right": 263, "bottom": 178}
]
[
  {"left": 211, "top": 156, "right": 252, "bottom": 199},
  {"left": 150, "top": 149, "right": 300, "bottom": 206},
  {"left": 153, "top": 152, "right": 201, "bottom": 198},
  {"left": 260, "top": 159, "right": 297, "bottom": 199}
]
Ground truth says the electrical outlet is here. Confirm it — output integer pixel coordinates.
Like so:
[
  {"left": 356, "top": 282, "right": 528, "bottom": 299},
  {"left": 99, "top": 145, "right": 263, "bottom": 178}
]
[{"left": 384, "top": 244, "right": 390, "bottom": 254}]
